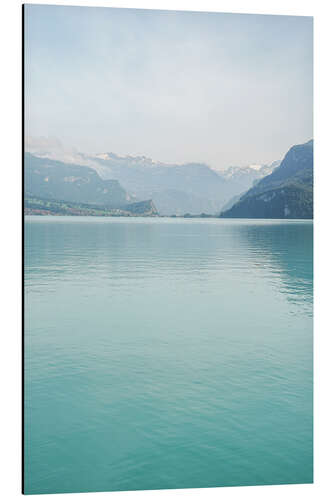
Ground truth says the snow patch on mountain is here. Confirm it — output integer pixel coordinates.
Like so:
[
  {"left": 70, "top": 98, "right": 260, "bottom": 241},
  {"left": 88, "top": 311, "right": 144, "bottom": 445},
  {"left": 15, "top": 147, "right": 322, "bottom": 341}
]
[{"left": 248, "top": 164, "right": 262, "bottom": 171}]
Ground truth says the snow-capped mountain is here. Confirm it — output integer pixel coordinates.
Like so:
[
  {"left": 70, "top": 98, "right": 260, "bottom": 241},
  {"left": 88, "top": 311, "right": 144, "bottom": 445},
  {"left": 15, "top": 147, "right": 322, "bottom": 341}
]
[
  {"left": 216, "top": 161, "right": 280, "bottom": 200},
  {"left": 25, "top": 136, "right": 280, "bottom": 215},
  {"left": 218, "top": 161, "right": 280, "bottom": 181}
]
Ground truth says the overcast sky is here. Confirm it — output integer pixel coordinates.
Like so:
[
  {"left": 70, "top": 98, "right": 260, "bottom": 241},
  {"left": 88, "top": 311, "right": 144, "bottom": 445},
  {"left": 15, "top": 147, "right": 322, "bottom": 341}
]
[{"left": 24, "top": 5, "right": 313, "bottom": 169}]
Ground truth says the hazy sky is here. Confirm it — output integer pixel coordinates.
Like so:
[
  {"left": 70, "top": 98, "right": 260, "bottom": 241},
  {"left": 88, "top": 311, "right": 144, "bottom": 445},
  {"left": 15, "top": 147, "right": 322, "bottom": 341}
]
[{"left": 24, "top": 5, "right": 313, "bottom": 169}]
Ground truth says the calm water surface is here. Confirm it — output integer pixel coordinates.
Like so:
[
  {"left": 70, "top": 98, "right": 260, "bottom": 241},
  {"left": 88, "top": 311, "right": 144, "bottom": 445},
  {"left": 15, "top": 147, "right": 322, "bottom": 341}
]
[{"left": 24, "top": 217, "right": 313, "bottom": 494}]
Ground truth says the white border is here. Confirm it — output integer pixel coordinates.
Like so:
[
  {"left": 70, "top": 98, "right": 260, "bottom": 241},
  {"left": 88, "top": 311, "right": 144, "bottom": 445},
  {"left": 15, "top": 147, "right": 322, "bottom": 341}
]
[{"left": 1, "top": 1, "right": 332, "bottom": 499}]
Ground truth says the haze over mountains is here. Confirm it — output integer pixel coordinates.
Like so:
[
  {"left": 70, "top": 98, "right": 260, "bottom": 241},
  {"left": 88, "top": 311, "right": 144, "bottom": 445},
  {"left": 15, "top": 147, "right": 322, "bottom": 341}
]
[
  {"left": 25, "top": 137, "right": 280, "bottom": 215},
  {"left": 24, "top": 153, "right": 158, "bottom": 216},
  {"left": 25, "top": 153, "right": 131, "bottom": 206},
  {"left": 24, "top": 138, "right": 313, "bottom": 218}
]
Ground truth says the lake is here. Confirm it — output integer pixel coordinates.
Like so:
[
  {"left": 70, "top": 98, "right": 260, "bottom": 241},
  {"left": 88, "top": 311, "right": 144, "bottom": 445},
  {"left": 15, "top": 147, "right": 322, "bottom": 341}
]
[{"left": 24, "top": 217, "right": 313, "bottom": 494}]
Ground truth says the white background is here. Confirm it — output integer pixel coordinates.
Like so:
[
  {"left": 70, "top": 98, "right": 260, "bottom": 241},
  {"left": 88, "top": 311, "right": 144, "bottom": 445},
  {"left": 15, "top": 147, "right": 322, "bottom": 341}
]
[{"left": 0, "top": 0, "right": 332, "bottom": 499}]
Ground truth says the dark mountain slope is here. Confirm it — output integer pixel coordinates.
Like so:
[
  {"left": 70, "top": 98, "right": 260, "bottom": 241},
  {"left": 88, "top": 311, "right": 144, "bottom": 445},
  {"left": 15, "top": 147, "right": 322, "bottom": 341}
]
[{"left": 221, "top": 140, "right": 313, "bottom": 219}]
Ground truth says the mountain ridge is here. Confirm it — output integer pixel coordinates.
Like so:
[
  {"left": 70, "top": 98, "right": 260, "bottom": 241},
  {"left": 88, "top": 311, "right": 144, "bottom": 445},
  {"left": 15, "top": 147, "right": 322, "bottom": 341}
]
[
  {"left": 24, "top": 153, "right": 158, "bottom": 216},
  {"left": 221, "top": 140, "right": 313, "bottom": 219},
  {"left": 26, "top": 138, "right": 281, "bottom": 215}
]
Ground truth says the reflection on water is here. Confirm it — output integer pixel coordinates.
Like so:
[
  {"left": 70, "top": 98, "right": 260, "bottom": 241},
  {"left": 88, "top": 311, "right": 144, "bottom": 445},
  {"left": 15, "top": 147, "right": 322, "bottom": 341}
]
[
  {"left": 24, "top": 217, "right": 313, "bottom": 494},
  {"left": 235, "top": 222, "right": 313, "bottom": 307}
]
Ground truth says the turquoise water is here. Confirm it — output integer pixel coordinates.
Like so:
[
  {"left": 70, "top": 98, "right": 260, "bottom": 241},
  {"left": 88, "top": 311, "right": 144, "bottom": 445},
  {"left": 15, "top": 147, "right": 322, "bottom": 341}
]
[{"left": 24, "top": 217, "right": 313, "bottom": 494}]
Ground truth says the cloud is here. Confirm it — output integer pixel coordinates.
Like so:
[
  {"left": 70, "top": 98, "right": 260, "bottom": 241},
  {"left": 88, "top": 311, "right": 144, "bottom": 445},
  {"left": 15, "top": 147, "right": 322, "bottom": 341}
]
[{"left": 24, "top": 5, "right": 313, "bottom": 169}]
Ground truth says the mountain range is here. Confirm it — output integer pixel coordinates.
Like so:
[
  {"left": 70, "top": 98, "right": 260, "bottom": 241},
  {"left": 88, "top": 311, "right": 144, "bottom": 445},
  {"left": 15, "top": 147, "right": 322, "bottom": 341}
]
[
  {"left": 24, "top": 153, "right": 158, "bottom": 216},
  {"left": 25, "top": 137, "right": 280, "bottom": 215},
  {"left": 221, "top": 140, "right": 313, "bottom": 219}
]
